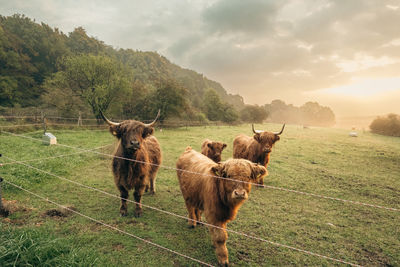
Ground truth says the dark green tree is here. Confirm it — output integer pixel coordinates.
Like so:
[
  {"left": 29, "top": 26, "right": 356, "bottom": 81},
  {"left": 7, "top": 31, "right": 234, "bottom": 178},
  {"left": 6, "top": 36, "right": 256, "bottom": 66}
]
[
  {"left": 43, "top": 54, "right": 132, "bottom": 120},
  {"left": 202, "top": 88, "right": 239, "bottom": 123},
  {"left": 151, "top": 79, "right": 188, "bottom": 122},
  {"left": 240, "top": 104, "right": 269, "bottom": 123}
]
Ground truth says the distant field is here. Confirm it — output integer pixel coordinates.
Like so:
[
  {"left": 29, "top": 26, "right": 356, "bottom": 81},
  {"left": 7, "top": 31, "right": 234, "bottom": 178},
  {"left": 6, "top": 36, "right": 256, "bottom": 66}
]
[
  {"left": 1, "top": 124, "right": 399, "bottom": 266},
  {"left": 335, "top": 115, "right": 377, "bottom": 130}
]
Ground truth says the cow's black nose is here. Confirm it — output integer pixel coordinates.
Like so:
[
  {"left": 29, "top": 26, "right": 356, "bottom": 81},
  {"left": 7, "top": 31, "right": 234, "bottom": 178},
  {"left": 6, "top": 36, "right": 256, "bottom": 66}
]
[
  {"left": 234, "top": 189, "right": 246, "bottom": 198},
  {"left": 130, "top": 140, "right": 140, "bottom": 146}
]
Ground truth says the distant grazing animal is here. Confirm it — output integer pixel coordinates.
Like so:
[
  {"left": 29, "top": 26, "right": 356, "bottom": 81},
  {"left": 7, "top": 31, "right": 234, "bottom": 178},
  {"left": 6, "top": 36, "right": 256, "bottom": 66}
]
[
  {"left": 233, "top": 124, "right": 285, "bottom": 186},
  {"left": 101, "top": 110, "right": 162, "bottom": 217},
  {"left": 201, "top": 139, "right": 227, "bottom": 162},
  {"left": 176, "top": 147, "right": 267, "bottom": 266}
]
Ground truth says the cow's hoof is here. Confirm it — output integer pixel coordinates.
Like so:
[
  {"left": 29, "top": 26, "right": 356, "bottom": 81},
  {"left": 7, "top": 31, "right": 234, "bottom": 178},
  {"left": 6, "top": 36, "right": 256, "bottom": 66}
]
[
  {"left": 134, "top": 211, "right": 142, "bottom": 218},
  {"left": 149, "top": 190, "right": 156, "bottom": 195},
  {"left": 120, "top": 210, "right": 128, "bottom": 217}
]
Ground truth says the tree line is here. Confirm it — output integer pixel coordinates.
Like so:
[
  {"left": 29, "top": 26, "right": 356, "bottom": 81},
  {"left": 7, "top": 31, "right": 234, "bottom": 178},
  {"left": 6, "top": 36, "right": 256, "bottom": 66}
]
[{"left": 0, "top": 14, "right": 336, "bottom": 126}]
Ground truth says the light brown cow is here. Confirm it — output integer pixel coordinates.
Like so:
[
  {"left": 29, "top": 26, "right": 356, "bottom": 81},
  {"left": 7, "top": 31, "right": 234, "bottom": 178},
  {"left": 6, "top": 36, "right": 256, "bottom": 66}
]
[
  {"left": 176, "top": 147, "right": 267, "bottom": 266},
  {"left": 201, "top": 139, "right": 227, "bottom": 162},
  {"left": 101, "top": 110, "right": 162, "bottom": 217},
  {"left": 233, "top": 124, "right": 284, "bottom": 186}
]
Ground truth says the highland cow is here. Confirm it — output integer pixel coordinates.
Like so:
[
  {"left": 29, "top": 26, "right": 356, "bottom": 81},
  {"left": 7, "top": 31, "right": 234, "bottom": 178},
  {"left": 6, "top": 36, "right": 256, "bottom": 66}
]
[
  {"left": 101, "top": 110, "right": 162, "bottom": 217},
  {"left": 201, "top": 139, "right": 227, "bottom": 162},
  {"left": 233, "top": 124, "right": 284, "bottom": 186},
  {"left": 176, "top": 147, "right": 267, "bottom": 266}
]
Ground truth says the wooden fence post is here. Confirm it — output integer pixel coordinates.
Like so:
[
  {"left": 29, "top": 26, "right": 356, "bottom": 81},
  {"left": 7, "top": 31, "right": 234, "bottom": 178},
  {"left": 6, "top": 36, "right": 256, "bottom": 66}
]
[
  {"left": 0, "top": 175, "right": 10, "bottom": 217},
  {"left": 41, "top": 112, "right": 47, "bottom": 134},
  {"left": 0, "top": 177, "right": 3, "bottom": 210},
  {"left": 78, "top": 111, "right": 82, "bottom": 126}
]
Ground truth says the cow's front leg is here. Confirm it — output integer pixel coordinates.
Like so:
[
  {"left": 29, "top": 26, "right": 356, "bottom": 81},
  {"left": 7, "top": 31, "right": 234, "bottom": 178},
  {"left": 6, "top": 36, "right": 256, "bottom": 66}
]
[
  {"left": 133, "top": 182, "right": 146, "bottom": 217},
  {"left": 195, "top": 209, "right": 202, "bottom": 226},
  {"left": 118, "top": 185, "right": 129, "bottom": 216},
  {"left": 209, "top": 222, "right": 229, "bottom": 266}
]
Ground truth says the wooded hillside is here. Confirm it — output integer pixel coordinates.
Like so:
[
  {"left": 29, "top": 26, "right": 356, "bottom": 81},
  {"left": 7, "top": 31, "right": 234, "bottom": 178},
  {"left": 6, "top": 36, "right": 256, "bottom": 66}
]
[{"left": 0, "top": 14, "right": 335, "bottom": 126}]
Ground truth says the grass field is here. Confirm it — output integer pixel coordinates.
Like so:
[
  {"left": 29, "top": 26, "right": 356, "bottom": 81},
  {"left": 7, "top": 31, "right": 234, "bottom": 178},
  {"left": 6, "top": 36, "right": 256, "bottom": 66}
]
[{"left": 1, "top": 124, "right": 399, "bottom": 266}]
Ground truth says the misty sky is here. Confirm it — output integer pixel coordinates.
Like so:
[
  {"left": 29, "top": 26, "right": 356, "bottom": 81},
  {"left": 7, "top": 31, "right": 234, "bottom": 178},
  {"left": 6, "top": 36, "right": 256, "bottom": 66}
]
[{"left": 1, "top": 0, "right": 400, "bottom": 117}]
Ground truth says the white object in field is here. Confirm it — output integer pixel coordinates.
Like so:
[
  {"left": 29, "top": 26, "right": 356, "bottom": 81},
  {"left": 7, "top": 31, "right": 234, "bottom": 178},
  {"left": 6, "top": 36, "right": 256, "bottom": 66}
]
[
  {"left": 43, "top": 132, "right": 57, "bottom": 145},
  {"left": 349, "top": 131, "right": 358, "bottom": 137}
]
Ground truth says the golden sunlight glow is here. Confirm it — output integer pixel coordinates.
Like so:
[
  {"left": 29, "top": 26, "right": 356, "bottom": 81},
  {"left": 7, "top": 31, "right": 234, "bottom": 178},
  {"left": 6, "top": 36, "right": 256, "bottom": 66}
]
[{"left": 306, "top": 77, "right": 400, "bottom": 99}]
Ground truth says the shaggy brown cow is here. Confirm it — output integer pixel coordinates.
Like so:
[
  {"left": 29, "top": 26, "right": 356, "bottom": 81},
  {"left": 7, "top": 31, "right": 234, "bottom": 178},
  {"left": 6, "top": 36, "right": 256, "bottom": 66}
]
[
  {"left": 176, "top": 147, "right": 267, "bottom": 266},
  {"left": 201, "top": 139, "right": 227, "bottom": 162},
  {"left": 101, "top": 111, "right": 162, "bottom": 217},
  {"left": 233, "top": 124, "right": 285, "bottom": 186}
]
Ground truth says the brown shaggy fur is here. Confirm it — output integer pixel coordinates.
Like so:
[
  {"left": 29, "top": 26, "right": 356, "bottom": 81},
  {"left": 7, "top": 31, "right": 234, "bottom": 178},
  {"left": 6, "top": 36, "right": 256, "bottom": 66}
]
[
  {"left": 201, "top": 139, "right": 227, "bottom": 163},
  {"left": 176, "top": 147, "right": 267, "bottom": 266},
  {"left": 233, "top": 130, "right": 281, "bottom": 186},
  {"left": 107, "top": 120, "right": 161, "bottom": 217}
]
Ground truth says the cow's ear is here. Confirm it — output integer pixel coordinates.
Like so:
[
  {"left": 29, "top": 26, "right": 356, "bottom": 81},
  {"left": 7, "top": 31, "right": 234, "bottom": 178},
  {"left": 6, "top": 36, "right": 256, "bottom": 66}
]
[
  {"left": 142, "top": 126, "right": 154, "bottom": 138},
  {"left": 253, "top": 133, "right": 261, "bottom": 142},
  {"left": 211, "top": 163, "right": 223, "bottom": 177},
  {"left": 251, "top": 163, "right": 267, "bottom": 180},
  {"left": 109, "top": 125, "right": 122, "bottom": 138},
  {"left": 207, "top": 143, "right": 213, "bottom": 148},
  {"left": 222, "top": 143, "right": 227, "bottom": 149}
]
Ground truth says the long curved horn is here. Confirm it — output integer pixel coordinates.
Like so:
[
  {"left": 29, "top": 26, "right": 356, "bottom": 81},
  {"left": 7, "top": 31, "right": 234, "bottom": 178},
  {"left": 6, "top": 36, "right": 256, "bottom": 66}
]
[
  {"left": 144, "top": 109, "right": 161, "bottom": 127},
  {"left": 100, "top": 110, "right": 120, "bottom": 126},
  {"left": 252, "top": 124, "right": 262, "bottom": 134},
  {"left": 274, "top": 124, "right": 285, "bottom": 135}
]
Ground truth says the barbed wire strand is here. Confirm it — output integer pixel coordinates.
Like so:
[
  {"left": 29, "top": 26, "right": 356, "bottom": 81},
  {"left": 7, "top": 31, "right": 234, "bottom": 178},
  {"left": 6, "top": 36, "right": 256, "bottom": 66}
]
[
  {"left": 0, "top": 144, "right": 112, "bottom": 166},
  {"left": 2, "top": 179, "right": 215, "bottom": 267},
  {"left": 2, "top": 130, "right": 398, "bottom": 212},
  {"left": 2, "top": 155, "right": 363, "bottom": 266}
]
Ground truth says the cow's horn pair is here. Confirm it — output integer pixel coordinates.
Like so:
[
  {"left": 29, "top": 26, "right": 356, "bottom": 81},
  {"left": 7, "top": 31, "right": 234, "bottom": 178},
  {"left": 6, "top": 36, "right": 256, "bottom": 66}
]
[
  {"left": 100, "top": 109, "right": 161, "bottom": 127},
  {"left": 252, "top": 123, "right": 285, "bottom": 135}
]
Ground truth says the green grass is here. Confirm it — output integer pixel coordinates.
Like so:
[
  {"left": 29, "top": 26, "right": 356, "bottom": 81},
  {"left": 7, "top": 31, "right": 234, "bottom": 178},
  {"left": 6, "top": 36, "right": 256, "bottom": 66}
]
[{"left": 1, "top": 124, "right": 399, "bottom": 266}]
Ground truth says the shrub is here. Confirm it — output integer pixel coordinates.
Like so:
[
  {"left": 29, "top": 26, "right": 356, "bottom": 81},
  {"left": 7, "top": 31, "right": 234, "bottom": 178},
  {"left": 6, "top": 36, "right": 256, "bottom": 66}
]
[{"left": 370, "top": 113, "right": 400, "bottom": 137}]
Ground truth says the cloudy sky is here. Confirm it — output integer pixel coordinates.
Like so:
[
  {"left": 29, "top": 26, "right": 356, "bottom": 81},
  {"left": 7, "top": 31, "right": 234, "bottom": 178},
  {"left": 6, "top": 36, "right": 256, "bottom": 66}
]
[{"left": 1, "top": 0, "right": 400, "bottom": 117}]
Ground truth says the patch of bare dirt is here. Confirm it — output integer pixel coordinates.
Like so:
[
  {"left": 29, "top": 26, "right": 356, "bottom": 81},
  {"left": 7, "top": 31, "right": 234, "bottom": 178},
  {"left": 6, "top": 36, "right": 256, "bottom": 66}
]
[
  {"left": 112, "top": 243, "right": 125, "bottom": 251},
  {"left": 43, "top": 205, "right": 77, "bottom": 218},
  {"left": 1, "top": 198, "right": 32, "bottom": 218}
]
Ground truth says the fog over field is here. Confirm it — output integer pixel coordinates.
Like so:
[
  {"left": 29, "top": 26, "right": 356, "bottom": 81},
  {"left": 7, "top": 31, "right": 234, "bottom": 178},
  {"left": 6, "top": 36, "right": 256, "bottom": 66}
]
[{"left": 1, "top": 0, "right": 400, "bottom": 117}]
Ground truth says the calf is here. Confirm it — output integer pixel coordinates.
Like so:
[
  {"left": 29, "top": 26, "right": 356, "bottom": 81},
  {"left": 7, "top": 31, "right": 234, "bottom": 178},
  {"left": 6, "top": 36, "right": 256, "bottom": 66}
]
[
  {"left": 233, "top": 124, "right": 284, "bottom": 186},
  {"left": 201, "top": 139, "right": 227, "bottom": 162},
  {"left": 176, "top": 147, "right": 267, "bottom": 266},
  {"left": 101, "top": 110, "right": 162, "bottom": 217}
]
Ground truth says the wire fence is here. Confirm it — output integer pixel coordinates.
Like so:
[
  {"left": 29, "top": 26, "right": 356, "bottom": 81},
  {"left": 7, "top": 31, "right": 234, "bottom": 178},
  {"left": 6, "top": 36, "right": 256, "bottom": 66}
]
[
  {"left": 1, "top": 155, "right": 363, "bottom": 267},
  {"left": 2, "top": 130, "right": 399, "bottom": 212},
  {"left": 0, "top": 114, "right": 227, "bottom": 129},
  {"left": 3, "top": 179, "right": 214, "bottom": 267},
  {"left": 0, "top": 144, "right": 112, "bottom": 166},
  {"left": 1, "top": 123, "right": 398, "bottom": 265}
]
